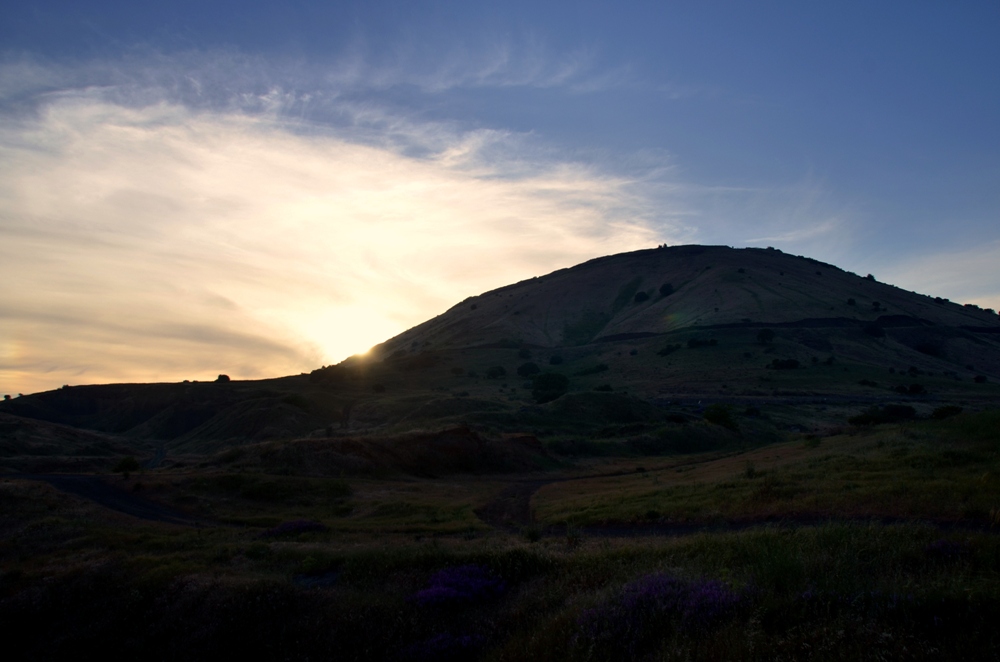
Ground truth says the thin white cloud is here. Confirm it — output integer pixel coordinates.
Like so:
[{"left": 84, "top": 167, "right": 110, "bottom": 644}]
[
  {"left": 683, "top": 176, "right": 861, "bottom": 263},
  {"left": 0, "top": 86, "right": 672, "bottom": 395},
  {"left": 879, "top": 241, "right": 1000, "bottom": 311}
]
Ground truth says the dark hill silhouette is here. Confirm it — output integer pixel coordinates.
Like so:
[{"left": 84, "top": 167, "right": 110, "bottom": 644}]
[
  {"left": 3, "top": 245, "right": 999, "bottom": 458},
  {"left": 373, "top": 245, "right": 998, "bottom": 352}
]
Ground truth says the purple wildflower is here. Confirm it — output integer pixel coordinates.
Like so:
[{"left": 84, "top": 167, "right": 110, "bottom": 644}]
[
  {"left": 576, "top": 573, "right": 742, "bottom": 658},
  {"left": 411, "top": 565, "right": 506, "bottom": 607}
]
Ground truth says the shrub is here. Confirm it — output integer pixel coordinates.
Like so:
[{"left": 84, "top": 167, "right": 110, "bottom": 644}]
[
  {"left": 548, "top": 355, "right": 563, "bottom": 365},
  {"left": 848, "top": 404, "right": 917, "bottom": 426},
  {"left": 518, "top": 348, "right": 532, "bottom": 360},
  {"left": 657, "top": 343, "right": 681, "bottom": 357},
  {"left": 847, "top": 298, "right": 856, "bottom": 306},
  {"left": 633, "top": 291, "right": 650, "bottom": 303},
  {"left": 659, "top": 283, "right": 674, "bottom": 297},
  {"left": 756, "top": 328, "right": 775, "bottom": 344},
  {"left": 703, "top": 404, "right": 738, "bottom": 432},
  {"left": 974, "top": 375, "right": 988, "bottom": 384},
  {"left": 485, "top": 366, "right": 507, "bottom": 379},
  {"left": 516, "top": 362, "right": 540, "bottom": 377},
  {"left": 866, "top": 274, "right": 876, "bottom": 281},
  {"left": 112, "top": 456, "right": 140, "bottom": 480},
  {"left": 594, "top": 384, "right": 613, "bottom": 392},
  {"left": 532, "top": 373, "right": 569, "bottom": 404},
  {"left": 450, "top": 367, "right": 465, "bottom": 376},
  {"left": 216, "top": 374, "right": 231, "bottom": 383},
  {"left": 687, "top": 338, "right": 717, "bottom": 349},
  {"left": 769, "top": 358, "right": 799, "bottom": 370},
  {"left": 931, "top": 406, "right": 963, "bottom": 420}
]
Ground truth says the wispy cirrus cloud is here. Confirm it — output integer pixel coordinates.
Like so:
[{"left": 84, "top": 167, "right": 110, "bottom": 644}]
[
  {"left": 878, "top": 241, "right": 1000, "bottom": 311},
  {"left": 0, "top": 60, "right": 675, "bottom": 395}
]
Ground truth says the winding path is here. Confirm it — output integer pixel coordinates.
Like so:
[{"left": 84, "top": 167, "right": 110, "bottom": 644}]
[{"left": 3, "top": 474, "right": 204, "bottom": 526}]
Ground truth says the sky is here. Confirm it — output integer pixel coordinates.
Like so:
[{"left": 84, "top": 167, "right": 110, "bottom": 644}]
[{"left": 1, "top": 1, "right": 999, "bottom": 396}]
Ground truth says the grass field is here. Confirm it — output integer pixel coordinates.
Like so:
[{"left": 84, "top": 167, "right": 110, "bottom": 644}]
[{"left": 3, "top": 410, "right": 1000, "bottom": 659}]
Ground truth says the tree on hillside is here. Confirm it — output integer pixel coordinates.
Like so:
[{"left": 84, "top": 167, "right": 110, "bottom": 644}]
[
  {"left": 756, "top": 329, "right": 775, "bottom": 344},
  {"left": 113, "top": 456, "right": 140, "bottom": 480}
]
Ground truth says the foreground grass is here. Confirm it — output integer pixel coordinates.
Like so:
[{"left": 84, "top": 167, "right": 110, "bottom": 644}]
[
  {"left": 3, "top": 511, "right": 999, "bottom": 660},
  {"left": 3, "top": 411, "right": 1000, "bottom": 659}
]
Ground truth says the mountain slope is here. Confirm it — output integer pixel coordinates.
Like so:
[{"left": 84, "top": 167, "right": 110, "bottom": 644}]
[
  {"left": 372, "top": 245, "right": 1000, "bottom": 372},
  {"left": 3, "top": 245, "right": 1000, "bottom": 448}
]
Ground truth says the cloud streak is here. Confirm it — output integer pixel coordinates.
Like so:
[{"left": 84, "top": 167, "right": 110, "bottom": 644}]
[
  {"left": 879, "top": 241, "right": 1000, "bottom": 311},
  {"left": 0, "top": 76, "right": 670, "bottom": 395}
]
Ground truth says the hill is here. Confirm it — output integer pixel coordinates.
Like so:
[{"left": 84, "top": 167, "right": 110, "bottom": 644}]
[{"left": 2, "top": 245, "right": 999, "bottom": 462}]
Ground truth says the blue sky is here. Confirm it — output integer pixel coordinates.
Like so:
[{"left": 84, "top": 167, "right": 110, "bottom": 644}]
[{"left": 1, "top": 1, "right": 999, "bottom": 394}]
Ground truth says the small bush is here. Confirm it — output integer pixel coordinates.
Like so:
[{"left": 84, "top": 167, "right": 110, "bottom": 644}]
[
  {"left": 634, "top": 291, "right": 650, "bottom": 303},
  {"left": 516, "top": 362, "right": 540, "bottom": 377},
  {"left": 687, "top": 338, "right": 717, "bottom": 349},
  {"left": 756, "top": 329, "right": 775, "bottom": 344},
  {"left": 848, "top": 404, "right": 917, "bottom": 426},
  {"left": 532, "top": 373, "right": 569, "bottom": 404},
  {"left": 518, "top": 348, "right": 532, "bottom": 360},
  {"left": 931, "top": 406, "right": 963, "bottom": 420},
  {"left": 594, "top": 384, "right": 613, "bottom": 392},
  {"left": 769, "top": 358, "right": 799, "bottom": 370},
  {"left": 659, "top": 283, "right": 674, "bottom": 297},
  {"left": 847, "top": 298, "right": 856, "bottom": 306},
  {"left": 112, "top": 456, "right": 141, "bottom": 479},
  {"left": 974, "top": 375, "right": 988, "bottom": 384},
  {"left": 548, "top": 355, "right": 563, "bottom": 365},
  {"left": 657, "top": 344, "right": 681, "bottom": 357},
  {"left": 216, "top": 374, "right": 231, "bottom": 383},
  {"left": 485, "top": 366, "right": 507, "bottom": 379},
  {"left": 703, "top": 404, "right": 738, "bottom": 432}
]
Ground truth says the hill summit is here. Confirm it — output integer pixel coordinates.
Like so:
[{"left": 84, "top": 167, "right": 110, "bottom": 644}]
[{"left": 375, "top": 244, "right": 999, "bottom": 355}]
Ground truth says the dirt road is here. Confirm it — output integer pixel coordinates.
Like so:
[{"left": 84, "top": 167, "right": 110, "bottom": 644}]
[{"left": 4, "top": 474, "right": 203, "bottom": 526}]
